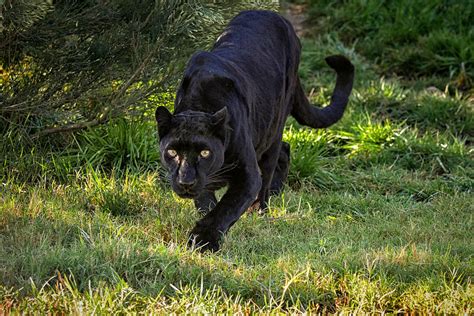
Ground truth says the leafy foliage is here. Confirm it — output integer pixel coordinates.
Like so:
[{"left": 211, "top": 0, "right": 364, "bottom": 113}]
[{"left": 0, "top": 0, "right": 277, "bottom": 136}]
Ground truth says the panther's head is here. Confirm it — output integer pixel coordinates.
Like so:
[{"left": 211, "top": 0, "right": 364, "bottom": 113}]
[{"left": 155, "top": 106, "right": 229, "bottom": 198}]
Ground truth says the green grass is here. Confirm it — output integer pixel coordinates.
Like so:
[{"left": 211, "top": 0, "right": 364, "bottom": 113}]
[
  {"left": 1, "top": 1, "right": 473, "bottom": 313},
  {"left": 304, "top": 0, "right": 474, "bottom": 90}
]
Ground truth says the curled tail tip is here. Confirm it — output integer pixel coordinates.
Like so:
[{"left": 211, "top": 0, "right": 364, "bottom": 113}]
[{"left": 325, "top": 55, "right": 354, "bottom": 74}]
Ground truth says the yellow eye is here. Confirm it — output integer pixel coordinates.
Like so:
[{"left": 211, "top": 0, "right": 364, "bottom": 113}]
[
  {"left": 200, "top": 150, "right": 211, "bottom": 158},
  {"left": 166, "top": 149, "right": 177, "bottom": 158}
]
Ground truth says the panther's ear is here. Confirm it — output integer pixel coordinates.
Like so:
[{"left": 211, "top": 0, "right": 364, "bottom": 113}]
[
  {"left": 211, "top": 107, "right": 228, "bottom": 127},
  {"left": 155, "top": 106, "right": 173, "bottom": 139}
]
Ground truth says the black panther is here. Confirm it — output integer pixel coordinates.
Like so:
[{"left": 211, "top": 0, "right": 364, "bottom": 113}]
[{"left": 155, "top": 10, "right": 354, "bottom": 251}]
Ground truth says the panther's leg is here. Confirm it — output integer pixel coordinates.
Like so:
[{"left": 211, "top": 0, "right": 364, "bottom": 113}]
[
  {"left": 257, "top": 140, "right": 282, "bottom": 210},
  {"left": 189, "top": 144, "right": 262, "bottom": 252},
  {"left": 269, "top": 141, "right": 290, "bottom": 195},
  {"left": 194, "top": 191, "right": 217, "bottom": 215}
]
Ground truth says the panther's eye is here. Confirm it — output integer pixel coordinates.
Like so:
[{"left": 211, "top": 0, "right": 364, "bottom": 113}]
[
  {"left": 200, "top": 150, "right": 211, "bottom": 158},
  {"left": 166, "top": 149, "right": 177, "bottom": 158}
]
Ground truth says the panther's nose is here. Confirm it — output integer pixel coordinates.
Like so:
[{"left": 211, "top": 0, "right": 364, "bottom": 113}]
[
  {"left": 177, "top": 159, "right": 196, "bottom": 189},
  {"left": 178, "top": 177, "right": 196, "bottom": 187}
]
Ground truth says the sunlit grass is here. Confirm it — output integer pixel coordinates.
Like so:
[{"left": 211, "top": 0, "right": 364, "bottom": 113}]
[
  {"left": 1, "top": 169, "right": 472, "bottom": 313},
  {"left": 1, "top": 1, "right": 473, "bottom": 313}
]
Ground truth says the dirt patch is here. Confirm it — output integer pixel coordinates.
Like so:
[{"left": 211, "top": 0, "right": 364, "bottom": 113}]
[{"left": 282, "top": 3, "right": 308, "bottom": 37}]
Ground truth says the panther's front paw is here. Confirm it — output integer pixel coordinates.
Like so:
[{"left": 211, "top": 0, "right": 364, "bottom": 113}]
[{"left": 188, "top": 224, "right": 222, "bottom": 252}]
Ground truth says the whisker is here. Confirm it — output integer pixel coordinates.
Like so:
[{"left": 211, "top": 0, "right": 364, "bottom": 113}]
[{"left": 209, "top": 163, "right": 238, "bottom": 178}]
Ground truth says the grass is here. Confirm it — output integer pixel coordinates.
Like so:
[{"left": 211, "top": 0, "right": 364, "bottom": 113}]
[
  {"left": 304, "top": 0, "right": 474, "bottom": 88},
  {"left": 1, "top": 1, "right": 473, "bottom": 313}
]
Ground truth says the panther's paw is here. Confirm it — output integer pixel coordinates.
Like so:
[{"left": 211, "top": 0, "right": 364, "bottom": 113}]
[{"left": 188, "top": 224, "right": 222, "bottom": 252}]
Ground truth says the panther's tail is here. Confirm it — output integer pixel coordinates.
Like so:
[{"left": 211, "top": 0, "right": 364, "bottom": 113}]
[{"left": 291, "top": 55, "right": 354, "bottom": 128}]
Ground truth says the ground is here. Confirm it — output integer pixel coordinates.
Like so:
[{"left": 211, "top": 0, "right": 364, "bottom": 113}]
[{"left": 0, "top": 1, "right": 473, "bottom": 313}]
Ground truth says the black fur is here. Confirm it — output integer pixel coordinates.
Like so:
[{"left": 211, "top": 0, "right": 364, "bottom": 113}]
[{"left": 156, "top": 10, "right": 354, "bottom": 252}]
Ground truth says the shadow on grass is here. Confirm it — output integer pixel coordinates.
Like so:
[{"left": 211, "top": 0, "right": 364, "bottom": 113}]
[
  {"left": 1, "top": 161, "right": 472, "bottom": 312},
  {"left": 0, "top": 213, "right": 338, "bottom": 311}
]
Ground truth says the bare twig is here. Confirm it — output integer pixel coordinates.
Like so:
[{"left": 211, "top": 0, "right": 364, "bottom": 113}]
[{"left": 30, "top": 108, "right": 111, "bottom": 139}]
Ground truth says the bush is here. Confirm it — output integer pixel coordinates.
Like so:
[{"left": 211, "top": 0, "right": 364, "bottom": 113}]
[{"left": 0, "top": 1, "right": 278, "bottom": 137}]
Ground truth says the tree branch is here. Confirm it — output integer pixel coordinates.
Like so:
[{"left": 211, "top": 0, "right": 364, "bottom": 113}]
[
  {"left": 30, "top": 106, "right": 111, "bottom": 139},
  {"left": 30, "top": 118, "right": 101, "bottom": 139}
]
